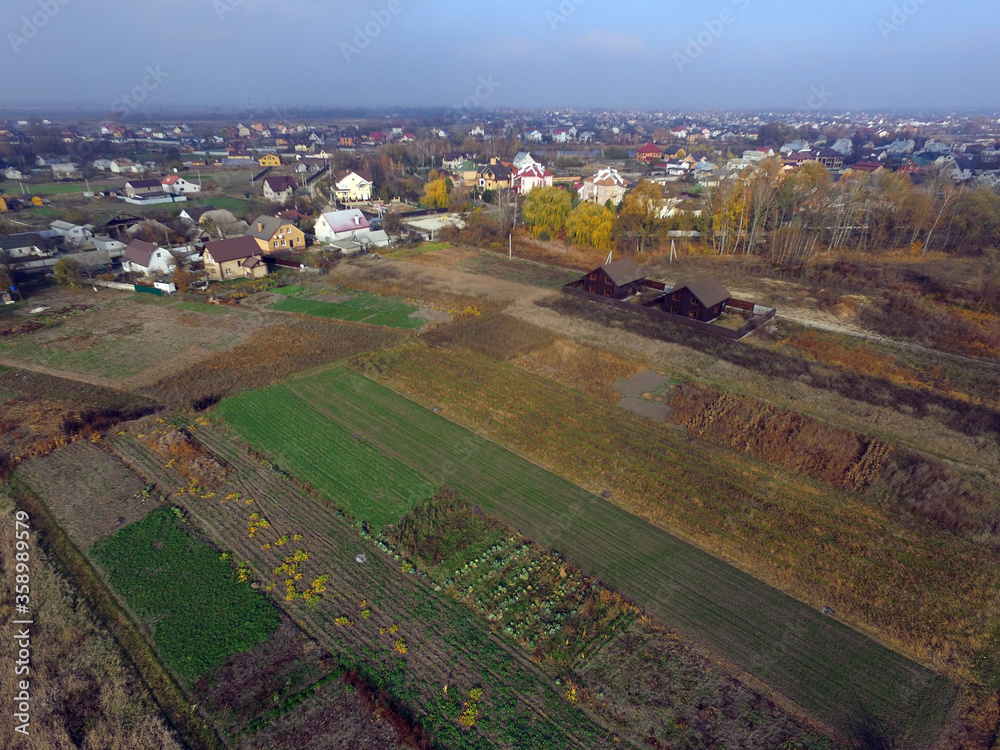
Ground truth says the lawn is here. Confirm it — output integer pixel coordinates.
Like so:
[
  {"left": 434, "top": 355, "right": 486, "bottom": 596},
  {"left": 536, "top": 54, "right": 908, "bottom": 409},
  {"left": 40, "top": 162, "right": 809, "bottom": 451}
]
[
  {"left": 271, "top": 365, "right": 955, "bottom": 745},
  {"left": 27, "top": 181, "right": 119, "bottom": 195},
  {"left": 270, "top": 292, "right": 427, "bottom": 329},
  {"left": 91, "top": 507, "right": 280, "bottom": 681},
  {"left": 216, "top": 384, "right": 435, "bottom": 529},
  {"left": 271, "top": 285, "right": 307, "bottom": 296},
  {"left": 189, "top": 196, "right": 250, "bottom": 214}
]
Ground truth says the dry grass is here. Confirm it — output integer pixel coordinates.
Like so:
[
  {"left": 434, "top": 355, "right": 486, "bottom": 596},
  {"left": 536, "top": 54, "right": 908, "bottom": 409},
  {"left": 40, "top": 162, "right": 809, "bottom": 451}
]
[
  {"left": 669, "top": 383, "right": 893, "bottom": 491},
  {"left": 425, "top": 312, "right": 556, "bottom": 360},
  {"left": 0, "top": 492, "right": 182, "bottom": 750},
  {"left": 139, "top": 319, "right": 404, "bottom": 410},
  {"left": 513, "top": 338, "right": 646, "bottom": 402}
]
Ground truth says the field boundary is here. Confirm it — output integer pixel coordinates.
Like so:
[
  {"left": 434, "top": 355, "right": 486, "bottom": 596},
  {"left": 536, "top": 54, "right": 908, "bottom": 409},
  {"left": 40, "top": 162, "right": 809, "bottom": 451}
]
[{"left": 6, "top": 475, "right": 223, "bottom": 750}]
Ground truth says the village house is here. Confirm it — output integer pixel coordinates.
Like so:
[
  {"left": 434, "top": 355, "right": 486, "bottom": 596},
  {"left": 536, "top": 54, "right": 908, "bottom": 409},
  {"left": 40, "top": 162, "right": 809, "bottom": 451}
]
[
  {"left": 636, "top": 143, "right": 664, "bottom": 163},
  {"left": 203, "top": 236, "right": 268, "bottom": 280},
  {"left": 512, "top": 163, "right": 554, "bottom": 195},
  {"left": 581, "top": 258, "right": 645, "bottom": 299},
  {"left": 258, "top": 153, "right": 281, "bottom": 167},
  {"left": 49, "top": 220, "right": 94, "bottom": 247},
  {"left": 333, "top": 170, "right": 374, "bottom": 202},
  {"left": 315, "top": 208, "right": 372, "bottom": 244},
  {"left": 124, "top": 179, "right": 165, "bottom": 199},
  {"left": 162, "top": 175, "right": 202, "bottom": 195},
  {"left": 246, "top": 215, "right": 306, "bottom": 254},
  {"left": 579, "top": 168, "right": 630, "bottom": 206},
  {"left": 262, "top": 175, "right": 297, "bottom": 203},
  {"left": 662, "top": 277, "right": 731, "bottom": 322},
  {"left": 121, "top": 239, "right": 175, "bottom": 276},
  {"left": 478, "top": 157, "right": 512, "bottom": 192}
]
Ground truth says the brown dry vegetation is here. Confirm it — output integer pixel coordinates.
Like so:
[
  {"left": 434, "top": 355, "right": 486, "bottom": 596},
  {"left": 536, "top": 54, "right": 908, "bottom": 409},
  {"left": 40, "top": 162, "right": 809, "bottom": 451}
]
[
  {"left": 362, "top": 342, "right": 1000, "bottom": 684},
  {"left": 139, "top": 319, "right": 404, "bottom": 409},
  {"left": 512, "top": 338, "right": 645, "bottom": 401},
  {"left": 425, "top": 312, "right": 556, "bottom": 360},
  {"left": 669, "top": 383, "right": 893, "bottom": 491},
  {"left": 0, "top": 492, "right": 182, "bottom": 750},
  {"left": 328, "top": 262, "right": 507, "bottom": 315}
]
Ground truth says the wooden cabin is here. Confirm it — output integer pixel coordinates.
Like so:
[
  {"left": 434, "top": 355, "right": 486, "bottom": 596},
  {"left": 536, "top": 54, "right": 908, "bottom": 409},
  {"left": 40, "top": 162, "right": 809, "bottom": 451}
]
[{"left": 663, "top": 276, "right": 731, "bottom": 322}]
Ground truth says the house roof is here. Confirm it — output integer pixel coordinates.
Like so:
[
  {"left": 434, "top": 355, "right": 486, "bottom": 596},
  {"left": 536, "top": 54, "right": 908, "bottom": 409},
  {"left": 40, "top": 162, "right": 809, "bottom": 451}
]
[
  {"left": 162, "top": 175, "right": 180, "bottom": 185},
  {"left": 263, "top": 176, "right": 296, "bottom": 193},
  {"left": 0, "top": 232, "right": 44, "bottom": 251},
  {"left": 204, "top": 236, "right": 261, "bottom": 263},
  {"left": 126, "top": 178, "right": 162, "bottom": 189},
  {"left": 181, "top": 205, "right": 217, "bottom": 222},
  {"left": 514, "top": 163, "right": 552, "bottom": 179},
  {"left": 588, "top": 168, "right": 629, "bottom": 187},
  {"left": 247, "top": 215, "right": 286, "bottom": 241},
  {"left": 637, "top": 142, "right": 662, "bottom": 154},
  {"left": 320, "top": 209, "right": 370, "bottom": 234},
  {"left": 334, "top": 169, "right": 373, "bottom": 185},
  {"left": 600, "top": 258, "right": 645, "bottom": 287},
  {"left": 673, "top": 276, "right": 731, "bottom": 308},
  {"left": 122, "top": 239, "right": 161, "bottom": 268}
]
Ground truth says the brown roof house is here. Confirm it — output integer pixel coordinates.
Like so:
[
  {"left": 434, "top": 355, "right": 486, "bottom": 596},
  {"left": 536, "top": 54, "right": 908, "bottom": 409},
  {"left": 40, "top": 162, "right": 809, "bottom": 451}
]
[
  {"left": 582, "top": 258, "right": 645, "bottom": 299},
  {"left": 662, "top": 276, "right": 731, "bottom": 322},
  {"left": 262, "top": 175, "right": 297, "bottom": 204},
  {"left": 579, "top": 168, "right": 630, "bottom": 206},
  {"left": 203, "top": 236, "right": 268, "bottom": 281},
  {"left": 121, "top": 239, "right": 175, "bottom": 276}
]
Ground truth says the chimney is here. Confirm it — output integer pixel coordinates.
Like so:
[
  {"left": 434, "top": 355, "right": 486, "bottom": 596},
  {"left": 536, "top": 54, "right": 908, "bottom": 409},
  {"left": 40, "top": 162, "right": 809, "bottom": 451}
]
[{"left": 258, "top": 222, "right": 264, "bottom": 232}]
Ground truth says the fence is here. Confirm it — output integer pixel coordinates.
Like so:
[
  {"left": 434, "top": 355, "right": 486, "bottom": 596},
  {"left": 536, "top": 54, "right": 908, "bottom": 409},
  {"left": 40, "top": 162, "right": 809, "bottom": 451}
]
[{"left": 562, "top": 282, "right": 776, "bottom": 341}]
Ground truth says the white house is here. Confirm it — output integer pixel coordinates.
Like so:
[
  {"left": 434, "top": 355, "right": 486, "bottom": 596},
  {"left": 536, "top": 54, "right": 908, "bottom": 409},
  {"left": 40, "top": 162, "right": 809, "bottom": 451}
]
[
  {"left": 512, "top": 163, "right": 553, "bottom": 195},
  {"left": 121, "top": 239, "right": 175, "bottom": 276},
  {"left": 512, "top": 151, "right": 538, "bottom": 170},
  {"left": 3, "top": 167, "right": 23, "bottom": 180},
  {"left": 110, "top": 158, "right": 144, "bottom": 174},
  {"left": 49, "top": 221, "right": 94, "bottom": 247},
  {"left": 315, "top": 209, "right": 372, "bottom": 244},
  {"left": 91, "top": 235, "right": 128, "bottom": 258},
  {"left": 578, "top": 168, "right": 630, "bottom": 205},
  {"left": 333, "top": 170, "right": 374, "bottom": 202},
  {"left": 161, "top": 175, "right": 202, "bottom": 195},
  {"left": 262, "top": 176, "right": 296, "bottom": 204}
]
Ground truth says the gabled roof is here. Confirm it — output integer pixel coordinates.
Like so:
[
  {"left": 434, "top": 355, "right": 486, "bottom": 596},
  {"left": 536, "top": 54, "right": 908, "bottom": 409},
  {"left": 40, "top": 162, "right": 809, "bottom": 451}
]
[
  {"left": 0, "top": 232, "right": 45, "bottom": 251},
  {"left": 247, "top": 215, "right": 285, "bottom": 240},
  {"left": 672, "top": 276, "right": 731, "bottom": 308},
  {"left": 599, "top": 258, "right": 645, "bottom": 287},
  {"left": 180, "top": 205, "right": 217, "bottom": 222},
  {"left": 514, "top": 163, "right": 552, "bottom": 179},
  {"left": 320, "top": 208, "right": 370, "bottom": 234},
  {"left": 637, "top": 142, "right": 663, "bottom": 154},
  {"left": 334, "top": 169, "right": 373, "bottom": 185},
  {"left": 263, "top": 175, "right": 296, "bottom": 193},
  {"left": 122, "top": 239, "right": 162, "bottom": 267},
  {"left": 587, "top": 168, "right": 629, "bottom": 187},
  {"left": 204, "top": 236, "right": 261, "bottom": 263},
  {"left": 126, "top": 178, "right": 162, "bottom": 189}
]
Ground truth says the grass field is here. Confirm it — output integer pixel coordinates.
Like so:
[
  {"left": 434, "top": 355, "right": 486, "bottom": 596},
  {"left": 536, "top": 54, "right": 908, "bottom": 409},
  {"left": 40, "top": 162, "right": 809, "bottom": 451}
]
[
  {"left": 27, "top": 181, "right": 119, "bottom": 194},
  {"left": 91, "top": 506, "right": 280, "bottom": 680},
  {"left": 270, "top": 293, "right": 427, "bottom": 329},
  {"left": 189, "top": 195, "right": 251, "bottom": 213},
  {"left": 261, "top": 365, "right": 955, "bottom": 745},
  {"left": 271, "top": 285, "right": 306, "bottom": 296},
  {"left": 216, "top": 385, "right": 435, "bottom": 529}
]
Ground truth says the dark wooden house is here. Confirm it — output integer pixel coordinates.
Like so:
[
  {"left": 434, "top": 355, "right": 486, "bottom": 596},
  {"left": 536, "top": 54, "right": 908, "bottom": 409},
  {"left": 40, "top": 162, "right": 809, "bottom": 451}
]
[
  {"left": 582, "top": 258, "right": 645, "bottom": 299},
  {"left": 662, "top": 276, "right": 731, "bottom": 322}
]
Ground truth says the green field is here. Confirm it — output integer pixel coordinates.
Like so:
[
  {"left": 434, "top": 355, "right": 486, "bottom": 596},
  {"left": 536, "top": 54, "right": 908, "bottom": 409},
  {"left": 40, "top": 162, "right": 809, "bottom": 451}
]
[
  {"left": 386, "top": 242, "right": 452, "bottom": 260},
  {"left": 270, "top": 293, "right": 427, "bottom": 329},
  {"left": 188, "top": 195, "right": 251, "bottom": 214},
  {"left": 226, "top": 366, "right": 954, "bottom": 743},
  {"left": 271, "top": 285, "right": 306, "bottom": 295},
  {"left": 216, "top": 385, "right": 435, "bottom": 528},
  {"left": 91, "top": 507, "right": 280, "bottom": 680},
  {"left": 27, "top": 182, "right": 119, "bottom": 195}
]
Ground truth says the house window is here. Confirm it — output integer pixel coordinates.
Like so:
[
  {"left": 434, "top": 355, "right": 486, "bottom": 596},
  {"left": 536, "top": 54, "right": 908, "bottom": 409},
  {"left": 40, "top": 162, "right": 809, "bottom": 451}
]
[
  {"left": 690, "top": 298, "right": 700, "bottom": 307},
  {"left": 588, "top": 286, "right": 596, "bottom": 293},
  {"left": 604, "top": 278, "right": 612, "bottom": 285},
  {"left": 225, "top": 268, "right": 232, "bottom": 276},
  {"left": 604, "top": 290, "right": 611, "bottom": 297},
  {"left": 589, "top": 274, "right": 597, "bottom": 281},
  {"left": 689, "top": 311, "right": 698, "bottom": 319},
  {"left": 672, "top": 292, "right": 680, "bottom": 301},
  {"left": 670, "top": 305, "right": 679, "bottom": 314}
]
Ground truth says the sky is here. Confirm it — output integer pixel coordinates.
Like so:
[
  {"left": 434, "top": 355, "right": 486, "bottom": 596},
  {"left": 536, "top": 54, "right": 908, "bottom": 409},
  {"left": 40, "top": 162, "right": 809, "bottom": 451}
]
[{"left": 1, "top": 0, "right": 998, "bottom": 115}]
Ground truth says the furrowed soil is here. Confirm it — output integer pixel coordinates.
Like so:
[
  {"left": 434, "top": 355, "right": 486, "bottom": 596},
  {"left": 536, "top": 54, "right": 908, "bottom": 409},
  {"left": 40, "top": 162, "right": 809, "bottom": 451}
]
[{"left": 240, "top": 364, "right": 956, "bottom": 746}]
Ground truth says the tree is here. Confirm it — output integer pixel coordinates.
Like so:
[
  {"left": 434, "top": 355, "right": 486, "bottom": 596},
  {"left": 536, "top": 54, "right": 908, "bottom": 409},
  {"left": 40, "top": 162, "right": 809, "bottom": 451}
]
[
  {"left": 53, "top": 257, "right": 82, "bottom": 287},
  {"left": 420, "top": 177, "right": 451, "bottom": 209},
  {"left": 618, "top": 180, "right": 665, "bottom": 253},
  {"left": 171, "top": 253, "right": 195, "bottom": 294},
  {"left": 521, "top": 187, "right": 572, "bottom": 239},
  {"left": 976, "top": 247, "right": 1000, "bottom": 312},
  {"left": 566, "top": 202, "right": 617, "bottom": 252}
]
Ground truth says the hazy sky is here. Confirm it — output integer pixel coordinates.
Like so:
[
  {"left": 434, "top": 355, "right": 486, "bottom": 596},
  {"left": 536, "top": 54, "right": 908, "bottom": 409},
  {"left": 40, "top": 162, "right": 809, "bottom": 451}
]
[{"left": 2, "top": 0, "right": 997, "bottom": 114}]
